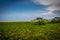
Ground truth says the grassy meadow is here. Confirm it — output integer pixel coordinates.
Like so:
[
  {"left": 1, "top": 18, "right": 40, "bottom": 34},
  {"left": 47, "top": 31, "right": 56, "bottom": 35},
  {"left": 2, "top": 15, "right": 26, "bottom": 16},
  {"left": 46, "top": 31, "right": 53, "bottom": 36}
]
[{"left": 0, "top": 22, "right": 60, "bottom": 40}]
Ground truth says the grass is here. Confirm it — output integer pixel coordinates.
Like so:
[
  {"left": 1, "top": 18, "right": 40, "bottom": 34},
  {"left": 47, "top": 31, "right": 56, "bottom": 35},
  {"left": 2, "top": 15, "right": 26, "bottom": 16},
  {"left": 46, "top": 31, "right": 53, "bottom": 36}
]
[{"left": 0, "top": 22, "right": 60, "bottom": 40}]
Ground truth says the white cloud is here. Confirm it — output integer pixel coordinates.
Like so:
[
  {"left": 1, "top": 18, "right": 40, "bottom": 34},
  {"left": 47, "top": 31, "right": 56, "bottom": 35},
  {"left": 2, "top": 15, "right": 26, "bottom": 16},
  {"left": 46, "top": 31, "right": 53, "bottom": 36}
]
[
  {"left": 47, "top": 5, "right": 60, "bottom": 11},
  {"left": 32, "top": 0, "right": 60, "bottom": 5},
  {"left": 32, "top": 0, "right": 60, "bottom": 15},
  {"left": 42, "top": 12, "right": 53, "bottom": 15},
  {"left": 32, "top": 0, "right": 53, "bottom": 5}
]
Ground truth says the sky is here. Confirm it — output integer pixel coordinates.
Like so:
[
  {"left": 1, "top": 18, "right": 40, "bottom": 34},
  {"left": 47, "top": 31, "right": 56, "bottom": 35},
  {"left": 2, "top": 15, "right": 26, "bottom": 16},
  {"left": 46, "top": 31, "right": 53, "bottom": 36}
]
[{"left": 0, "top": 0, "right": 60, "bottom": 21}]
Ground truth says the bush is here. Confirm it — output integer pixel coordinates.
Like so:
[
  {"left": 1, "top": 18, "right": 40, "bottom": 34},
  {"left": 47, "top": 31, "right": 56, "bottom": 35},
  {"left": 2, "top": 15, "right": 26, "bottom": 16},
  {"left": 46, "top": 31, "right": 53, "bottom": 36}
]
[
  {"left": 50, "top": 17, "right": 60, "bottom": 23},
  {"left": 51, "top": 19, "right": 60, "bottom": 23},
  {"left": 34, "top": 19, "right": 49, "bottom": 25}
]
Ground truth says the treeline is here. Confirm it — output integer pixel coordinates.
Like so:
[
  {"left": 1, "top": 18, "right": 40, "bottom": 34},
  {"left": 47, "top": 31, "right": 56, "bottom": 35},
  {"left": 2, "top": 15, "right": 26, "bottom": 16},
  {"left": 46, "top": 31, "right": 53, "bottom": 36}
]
[
  {"left": 51, "top": 17, "right": 60, "bottom": 23},
  {"left": 34, "top": 17, "right": 60, "bottom": 25}
]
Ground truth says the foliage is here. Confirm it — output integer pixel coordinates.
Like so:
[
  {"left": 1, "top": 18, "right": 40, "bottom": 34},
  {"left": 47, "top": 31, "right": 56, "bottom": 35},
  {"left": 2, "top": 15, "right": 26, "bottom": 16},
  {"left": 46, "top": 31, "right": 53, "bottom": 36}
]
[
  {"left": 51, "top": 19, "right": 60, "bottom": 23},
  {"left": 34, "top": 17, "right": 49, "bottom": 25},
  {"left": 50, "top": 17, "right": 60, "bottom": 23}
]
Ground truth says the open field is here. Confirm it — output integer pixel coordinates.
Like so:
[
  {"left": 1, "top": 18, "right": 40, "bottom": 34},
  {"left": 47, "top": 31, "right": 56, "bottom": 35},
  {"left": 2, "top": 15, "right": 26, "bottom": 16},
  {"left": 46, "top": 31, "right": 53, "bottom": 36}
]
[{"left": 0, "top": 22, "right": 60, "bottom": 40}]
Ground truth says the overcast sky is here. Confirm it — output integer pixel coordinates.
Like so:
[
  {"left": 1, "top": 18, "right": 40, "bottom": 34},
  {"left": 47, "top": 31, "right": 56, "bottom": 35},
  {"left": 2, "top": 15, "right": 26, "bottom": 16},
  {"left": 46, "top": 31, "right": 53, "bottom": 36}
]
[{"left": 0, "top": 0, "right": 60, "bottom": 21}]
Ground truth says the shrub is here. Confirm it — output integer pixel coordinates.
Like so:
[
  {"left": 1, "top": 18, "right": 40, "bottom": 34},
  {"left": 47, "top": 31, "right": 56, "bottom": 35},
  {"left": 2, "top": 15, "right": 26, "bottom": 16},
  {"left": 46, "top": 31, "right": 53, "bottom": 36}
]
[
  {"left": 51, "top": 17, "right": 60, "bottom": 23},
  {"left": 34, "top": 18, "right": 49, "bottom": 25},
  {"left": 51, "top": 19, "right": 60, "bottom": 23}
]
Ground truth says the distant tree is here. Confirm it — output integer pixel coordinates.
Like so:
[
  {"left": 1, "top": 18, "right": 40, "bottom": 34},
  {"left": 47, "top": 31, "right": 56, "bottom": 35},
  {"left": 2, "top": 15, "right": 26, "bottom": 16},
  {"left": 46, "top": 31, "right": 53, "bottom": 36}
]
[
  {"left": 51, "top": 17, "right": 60, "bottom": 23},
  {"left": 36, "top": 17, "right": 43, "bottom": 20},
  {"left": 34, "top": 17, "right": 46, "bottom": 25}
]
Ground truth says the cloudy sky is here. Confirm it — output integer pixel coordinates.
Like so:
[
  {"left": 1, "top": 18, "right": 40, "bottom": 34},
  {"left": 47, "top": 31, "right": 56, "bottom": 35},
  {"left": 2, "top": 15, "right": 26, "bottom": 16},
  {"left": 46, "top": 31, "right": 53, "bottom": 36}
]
[{"left": 0, "top": 0, "right": 60, "bottom": 21}]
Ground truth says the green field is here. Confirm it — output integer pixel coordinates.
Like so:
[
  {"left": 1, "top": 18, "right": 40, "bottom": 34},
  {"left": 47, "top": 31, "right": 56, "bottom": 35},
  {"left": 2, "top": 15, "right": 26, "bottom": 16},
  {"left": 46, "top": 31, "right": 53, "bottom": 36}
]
[{"left": 0, "top": 22, "right": 60, "bottom": 40}]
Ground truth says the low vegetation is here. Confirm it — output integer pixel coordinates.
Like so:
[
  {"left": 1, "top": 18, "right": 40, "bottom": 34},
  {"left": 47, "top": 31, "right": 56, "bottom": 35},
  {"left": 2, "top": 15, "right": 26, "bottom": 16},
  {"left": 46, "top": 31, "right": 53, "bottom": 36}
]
[{"left": 0, "top": 17, "right": 60, "bottom": 40}]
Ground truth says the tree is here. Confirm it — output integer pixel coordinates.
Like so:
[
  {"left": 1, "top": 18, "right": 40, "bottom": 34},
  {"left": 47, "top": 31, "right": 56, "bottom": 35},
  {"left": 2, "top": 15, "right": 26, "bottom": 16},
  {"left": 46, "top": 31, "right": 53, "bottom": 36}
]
[
  {"left": 51, "top": 17, "right": 60, "bottom": 23},
  {"left": 34, "top": 17, "right": 45, "bottom": 25}
]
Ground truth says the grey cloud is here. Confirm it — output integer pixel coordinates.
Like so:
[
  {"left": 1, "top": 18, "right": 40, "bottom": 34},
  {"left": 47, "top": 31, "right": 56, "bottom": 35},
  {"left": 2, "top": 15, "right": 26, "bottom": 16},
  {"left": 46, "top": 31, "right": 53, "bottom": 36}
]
[
  {"left": 32, "top": 0, "right": 60, "bottom": 5},
  {"left": 32, "top": 0, "right": 60, "bottom": 15},
  {"left": 52, "top": 10, "right": 60, "bottom": 14}
]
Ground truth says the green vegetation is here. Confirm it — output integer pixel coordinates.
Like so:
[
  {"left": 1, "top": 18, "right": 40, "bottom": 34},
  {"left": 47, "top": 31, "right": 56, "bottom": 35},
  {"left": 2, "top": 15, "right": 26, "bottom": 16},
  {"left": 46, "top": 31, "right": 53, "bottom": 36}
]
[
  {"left": 51, "top": 17, "right": 60, "bottom": 23},
  {"left": 34, "top": 17, "right": 49, "bottom": 25},
  {"left": 0, "top": 22, "right": 60, "bottom": 40}
]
